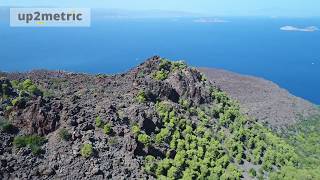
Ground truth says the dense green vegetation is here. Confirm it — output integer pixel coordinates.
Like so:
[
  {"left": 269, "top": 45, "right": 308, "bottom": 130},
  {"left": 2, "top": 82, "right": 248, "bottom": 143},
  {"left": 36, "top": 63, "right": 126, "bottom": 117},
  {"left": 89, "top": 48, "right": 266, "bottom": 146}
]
[
  {"left": 1, "top": 79, "right": 43, "bottom": 112},
  {"left": 153, "top": 59, "right": 187, "bottom": 81},
  {"left": 269, "top": 115, "right": 320, "bottom": 179},
  {"left": 13, "top": 135, "right": 46, "bottom": 155},
  {"left": 130, "top": 59, "right": 314, "bottom": 179},
  {"left": 12, "top": 79, "right": 42, "bottom": 97},
  {"left": 131, "top": 84, "right": 300, "bottom": 179},
  {"left": 1, "top": 79, "right": 46, "bottom": 155}
]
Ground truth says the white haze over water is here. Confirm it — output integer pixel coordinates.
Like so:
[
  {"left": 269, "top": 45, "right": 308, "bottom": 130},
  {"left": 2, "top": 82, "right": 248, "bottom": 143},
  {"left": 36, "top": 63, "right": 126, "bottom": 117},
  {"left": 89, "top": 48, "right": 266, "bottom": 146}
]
[{"left": 280, "top": 26, "right": 319, "bottom": 32}]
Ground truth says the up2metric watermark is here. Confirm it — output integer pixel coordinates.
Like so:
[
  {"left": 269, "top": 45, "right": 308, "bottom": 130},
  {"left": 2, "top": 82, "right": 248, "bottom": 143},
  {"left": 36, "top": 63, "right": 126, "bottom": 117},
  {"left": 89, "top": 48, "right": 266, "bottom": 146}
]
[{"left": 10, "top": 8, "right": 91, "bottom": 27}]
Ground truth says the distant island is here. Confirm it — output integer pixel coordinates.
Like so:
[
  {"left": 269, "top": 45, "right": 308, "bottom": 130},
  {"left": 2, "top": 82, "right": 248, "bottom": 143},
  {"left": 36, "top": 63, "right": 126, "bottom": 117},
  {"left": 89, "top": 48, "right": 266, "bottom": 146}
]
[
  {"left": 280, "top": 26, "right": 319, "bottom": 32},
  {"left": 193, "top": 18, "right": 229, "bottom": 23}
]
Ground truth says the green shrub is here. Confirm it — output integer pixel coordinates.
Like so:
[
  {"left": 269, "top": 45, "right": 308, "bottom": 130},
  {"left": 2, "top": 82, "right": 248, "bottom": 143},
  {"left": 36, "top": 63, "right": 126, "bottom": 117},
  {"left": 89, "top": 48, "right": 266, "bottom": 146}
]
[
  {"left": 17, "top": 79, "right": 43, "bottom": 96},
  {"left": 249, "top": 168, "right": 257, "bottom": 177},
  {"left": 12, "top": 97, "right": 25, "bottom": 107},
  {"left": 5, "top": 106, "right": 13, "bottom": 111},
  {"left": 0, "top": 119, "right": 14, "bottom": 133},
  {"left": 156, "top": 158, "right": 171, "bottom": 176},
  {"left": 95, "top": 116, "right": 103, "bottom": 128},
  {"left": 136, "top": 90, "right": 147, "bottom": 103},
  {"left": 144, "top": 155, "right": 157, "bottom": 174},
  {"left": 22, "top": 79, "right": 33, "bottom": 90},
  {"left": 138, "top": 134, "right": 151, "bottom": 146},
  {"left": 159, "top": 59, "right": 172, "bottom": 70},
  {"left": 103, "top": 123, "right": 112, "bottom": 135},
  {"left": 172, "top": 61, "right": 187, "bottom": 71},
  {"left": 80, "top": 143, "right": 93, "bottom": 158},
  {"left": 220, "top": 164, "right": 242, "bottom": 180},
  {"left": 131, "top": 124, "right": 141, "bottom": 136},
  {"left": 167, "top": 166, "right": 179, "bottom": 179},
  {"left": 155, "top": 128, "right": 170, "bottom": 144},
  {"left": 13, "top": 135, "right": 46, "bottom": 155},
  {"left": 153, "top": 70, "right": 168, "bottom": 81},
  {"left": 58, "top": 128, "right": 71, "bottom": 141},
  {"left": 27, "top": 85, "right": 42, "bottom": 96},
  {"left": 179, "top": 99, "right": 190, "bottom": 109},
  {"left": 10, "top": 80, "right": 20, "bottom": 89}
]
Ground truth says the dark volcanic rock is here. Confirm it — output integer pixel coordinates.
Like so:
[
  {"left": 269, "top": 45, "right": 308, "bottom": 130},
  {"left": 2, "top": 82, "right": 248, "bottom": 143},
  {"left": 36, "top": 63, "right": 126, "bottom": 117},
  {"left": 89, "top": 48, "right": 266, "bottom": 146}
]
[
  {"left": 0, "top": 57, "right": 318, "bottom": 179},
  {"left": 9, "top": 97, "right": 62, "bottom": 136}
]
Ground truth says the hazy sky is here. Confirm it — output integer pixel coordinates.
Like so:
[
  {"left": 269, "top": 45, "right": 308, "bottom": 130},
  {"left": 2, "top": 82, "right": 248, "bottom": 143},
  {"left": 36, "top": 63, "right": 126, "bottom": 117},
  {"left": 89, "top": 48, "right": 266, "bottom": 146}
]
[{"left": 0, "top": 0, "right": 319, "bottom": 17}]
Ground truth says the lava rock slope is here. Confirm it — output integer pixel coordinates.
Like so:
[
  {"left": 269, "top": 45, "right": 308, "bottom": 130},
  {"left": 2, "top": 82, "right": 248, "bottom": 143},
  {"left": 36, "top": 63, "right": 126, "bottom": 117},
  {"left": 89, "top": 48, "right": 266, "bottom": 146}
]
[{"left": 0, "top": 56, "right": 308, "bottom": 179}]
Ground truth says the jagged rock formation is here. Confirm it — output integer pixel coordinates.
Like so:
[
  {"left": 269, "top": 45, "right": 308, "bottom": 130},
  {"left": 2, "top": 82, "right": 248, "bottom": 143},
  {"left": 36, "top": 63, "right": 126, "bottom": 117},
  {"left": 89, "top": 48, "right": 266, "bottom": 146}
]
[
  {"left": 198, "top": 68, "right": 319, "bottom": 129},
  {"left": 0, "top": 57, "right": 316, "bottom": 179}
]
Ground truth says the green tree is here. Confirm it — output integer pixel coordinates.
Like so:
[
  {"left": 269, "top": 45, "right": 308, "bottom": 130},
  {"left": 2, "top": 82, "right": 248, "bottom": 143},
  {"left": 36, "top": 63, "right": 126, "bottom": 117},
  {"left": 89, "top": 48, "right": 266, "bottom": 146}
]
[
  {"left": 138, "top": 134, "right": 151, "bottom": 146},
  {"left": 156, "top": 128, "right": 170, "bottom": 144}
]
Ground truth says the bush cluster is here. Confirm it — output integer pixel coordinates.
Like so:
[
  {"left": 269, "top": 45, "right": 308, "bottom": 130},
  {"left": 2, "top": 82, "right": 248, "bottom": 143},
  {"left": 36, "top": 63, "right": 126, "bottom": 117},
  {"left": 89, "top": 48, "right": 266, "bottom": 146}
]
[
  {"left": 153, "top": 70, "right": 168, "bottom": 81},
  {"left": 13, "top": 135, "right": 46, "bottom": 155},
  {"left": 95, "top": 116, "right": 113, "bottom": 135},
  {"left": 2, "top": 79, "right": 43, "bottom": 111},
  {"left": 153, "top": 59, "right": 187, "bottom": 81},
  {"left": 19, "top": 79, "right": 42, "bottom": 96}
]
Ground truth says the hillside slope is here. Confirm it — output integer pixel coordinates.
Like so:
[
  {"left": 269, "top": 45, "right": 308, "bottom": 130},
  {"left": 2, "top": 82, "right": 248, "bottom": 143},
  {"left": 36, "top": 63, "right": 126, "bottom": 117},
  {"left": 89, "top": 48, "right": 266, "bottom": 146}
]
[
  {"left": 198, "top": 68, "right": 319, "bottom": 129},
  {"left": 0, "top": 56, "right": 318, "bottom": 179}
]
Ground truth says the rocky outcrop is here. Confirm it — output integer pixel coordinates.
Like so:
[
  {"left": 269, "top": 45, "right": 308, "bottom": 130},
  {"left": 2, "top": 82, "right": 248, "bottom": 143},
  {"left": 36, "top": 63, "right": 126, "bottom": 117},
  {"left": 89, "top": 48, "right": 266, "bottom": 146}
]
[
  {"left": 9, "top": 97, "right": 62, "bottom": 136},
  {"left": 0, "top": 57, "right": 318, "bottom": 179}
]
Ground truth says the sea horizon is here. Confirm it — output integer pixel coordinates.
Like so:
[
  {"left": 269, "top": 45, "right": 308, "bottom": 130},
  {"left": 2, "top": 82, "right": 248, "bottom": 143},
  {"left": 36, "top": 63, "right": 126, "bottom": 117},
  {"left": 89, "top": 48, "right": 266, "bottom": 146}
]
[{"left": 1, "top": 16, "right": 319, "bottom": 104}]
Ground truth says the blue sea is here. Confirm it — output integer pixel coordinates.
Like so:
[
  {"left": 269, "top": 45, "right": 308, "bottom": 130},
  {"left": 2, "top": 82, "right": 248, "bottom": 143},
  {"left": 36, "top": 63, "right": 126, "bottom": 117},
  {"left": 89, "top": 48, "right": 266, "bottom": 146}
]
[{"left": 0, "top": 16, "right": 319, "bottom": 104}]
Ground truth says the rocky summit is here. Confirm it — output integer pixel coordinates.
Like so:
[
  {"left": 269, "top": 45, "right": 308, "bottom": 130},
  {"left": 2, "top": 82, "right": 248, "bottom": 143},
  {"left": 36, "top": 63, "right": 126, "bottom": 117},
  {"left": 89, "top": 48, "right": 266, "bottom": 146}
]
[{"left": 0, "top": 56, "right": 319, "bottom": 179}]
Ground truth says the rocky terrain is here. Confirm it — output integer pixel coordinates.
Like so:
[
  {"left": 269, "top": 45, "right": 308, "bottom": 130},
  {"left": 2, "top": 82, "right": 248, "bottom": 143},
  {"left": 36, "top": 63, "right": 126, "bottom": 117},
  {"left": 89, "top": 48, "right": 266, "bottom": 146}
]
[
  {"left": 0, "top": 56, "right": 318, "bottom": 179},
  {"left": 199, "top": 68, "right": 319, "bottom": 129}
]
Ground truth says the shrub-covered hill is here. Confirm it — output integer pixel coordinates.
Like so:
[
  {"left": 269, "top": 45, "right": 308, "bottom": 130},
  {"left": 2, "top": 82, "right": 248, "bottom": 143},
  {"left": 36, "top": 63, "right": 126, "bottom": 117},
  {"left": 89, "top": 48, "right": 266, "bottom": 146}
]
[
  {"left": 0, "top": 56, "right": 318, "bottom": 179},
  {"left": 198, "top": 68, "right": 319, "bottom": 130}
]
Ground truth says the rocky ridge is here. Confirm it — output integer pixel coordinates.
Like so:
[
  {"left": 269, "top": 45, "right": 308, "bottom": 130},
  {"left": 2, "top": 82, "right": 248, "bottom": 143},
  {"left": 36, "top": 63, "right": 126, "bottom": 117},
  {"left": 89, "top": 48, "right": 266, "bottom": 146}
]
[{"left": 0, "top": 56, "right": 315, "bottom": 179}]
